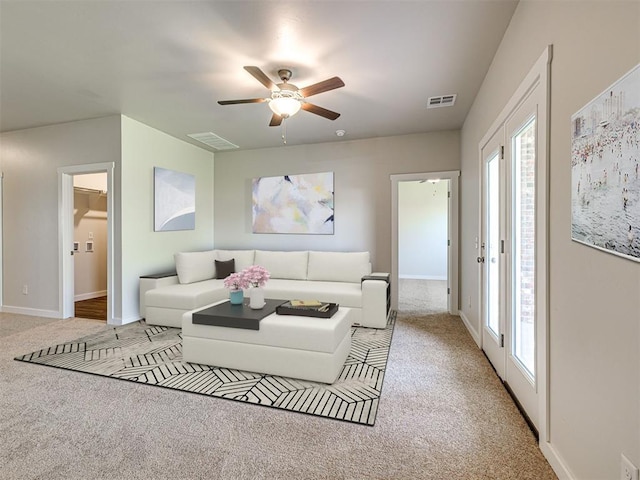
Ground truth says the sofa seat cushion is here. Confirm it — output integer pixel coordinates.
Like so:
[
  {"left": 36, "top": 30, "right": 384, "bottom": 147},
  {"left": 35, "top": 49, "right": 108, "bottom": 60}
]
[
  {"left": 183, "top": 302, "right": 352, "bottom": 353},
  {"left": 146, "top": 279, "right": 227, "bottom": 310},
  {"left": 263, "top": 279, "right": 363, "bottom": 308}
]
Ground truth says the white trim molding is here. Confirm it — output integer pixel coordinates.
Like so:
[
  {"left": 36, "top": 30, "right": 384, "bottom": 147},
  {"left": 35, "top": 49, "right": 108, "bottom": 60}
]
[
  {"left": 58, "top": 162, "right": 115, "bottom": 324},
  {"left": 2, "top": 305, "right": 61, "bottom": 319},
  {"left": 390, "top": 170, "right": 460, "bottom": 314},
  {"left": 476, "top": 45, "right": 553, "bottom": 468}
]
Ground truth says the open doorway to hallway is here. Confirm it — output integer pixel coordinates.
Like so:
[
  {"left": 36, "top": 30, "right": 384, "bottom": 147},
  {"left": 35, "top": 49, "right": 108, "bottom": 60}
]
[
  {"left": 73, "top": 173, "right": 108, "bottom": 321},
  {"left": 398, "top": 179, "right": 449, "bottom": 314},
  {"left": 390, "top": 170, "right": 459, "bottom": 315},
  {"left": 59, "top": 162, "right": 114, "bottom": 324}
]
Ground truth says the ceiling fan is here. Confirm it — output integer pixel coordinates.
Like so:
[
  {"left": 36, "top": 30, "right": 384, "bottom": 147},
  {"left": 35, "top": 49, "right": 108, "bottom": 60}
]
[{"left": 218, "top": 66, "right": 345, "bottom": 127}]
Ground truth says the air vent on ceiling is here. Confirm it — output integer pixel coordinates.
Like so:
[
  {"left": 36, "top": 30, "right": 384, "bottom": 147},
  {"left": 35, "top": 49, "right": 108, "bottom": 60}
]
[
  {"left": 427, "top": 94, "right": 457, "bottom": 109},
  {"left": 187, "top": 132, "right": 239, "bottom": 150}
]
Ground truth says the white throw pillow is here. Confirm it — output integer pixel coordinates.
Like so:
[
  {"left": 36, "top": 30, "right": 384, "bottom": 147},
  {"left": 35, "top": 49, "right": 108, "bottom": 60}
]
[
  {"left": 174, "top": 250, "right": 216, "bottom": 284},
  {"left": 307, "top": 251, "right": 371, "bottom": 283},
  {"left": 216, "top": 250, "right": 255, "bottom": 272},
  {"left": 254, "top": 250, "right": 309, "bottom": 280}
]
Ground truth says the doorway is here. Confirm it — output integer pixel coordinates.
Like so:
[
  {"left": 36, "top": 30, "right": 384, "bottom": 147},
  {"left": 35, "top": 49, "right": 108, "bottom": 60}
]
[
  {"left": 390, "top": 170, "right": 460, "bottom": 314},
  {"left": 73, "top": 173, "right": 108, "bottom": 321},
  {"left": 398, "top": 179, "right": 449, "bottom": 314},
  {"left": 58, "top": 163, "right": 114, "bottom": 324},
  {"left": 478, "top": 47, "right": 550, "bottom": 437}
]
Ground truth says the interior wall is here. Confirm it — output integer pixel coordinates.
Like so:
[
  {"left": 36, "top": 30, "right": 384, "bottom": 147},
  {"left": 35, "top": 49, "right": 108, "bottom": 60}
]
[
  {"left": 0, "top": 116, "right": 121, "bottom": 316},
  {"left": 459, "top": 2, "right": 640, "bottom": 478},
  {"left": 398, "top": 180, "right": 448, "bottom": 279},
  {"left": 120, "top": 116, "right": 214, "bottom": 323},
  {"left": 214, "top": 131, "right": 460, "bottom": 273}
]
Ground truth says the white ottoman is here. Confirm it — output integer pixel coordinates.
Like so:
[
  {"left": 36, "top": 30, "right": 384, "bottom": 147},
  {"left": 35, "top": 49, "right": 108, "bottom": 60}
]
[{"left": 182, "top": 302, "right": 352, "bottom": 384}]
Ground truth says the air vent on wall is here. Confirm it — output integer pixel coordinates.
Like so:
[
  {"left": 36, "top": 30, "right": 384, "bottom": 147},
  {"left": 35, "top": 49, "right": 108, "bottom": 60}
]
[
  {"left": 427, "top": 94, "right": 457, "bottom": 109},
  {"left": 187, "top": 132, "right": 239, "bottom": 150}
]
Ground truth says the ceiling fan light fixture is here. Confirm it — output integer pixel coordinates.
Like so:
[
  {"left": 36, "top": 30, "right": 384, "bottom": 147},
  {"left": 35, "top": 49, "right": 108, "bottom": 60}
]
[{"left": 268, "top": 91, "right": 302, "bottom": 118}]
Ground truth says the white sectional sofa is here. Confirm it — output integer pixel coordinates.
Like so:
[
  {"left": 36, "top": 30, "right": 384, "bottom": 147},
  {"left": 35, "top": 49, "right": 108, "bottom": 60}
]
[{"left": 140, "top": 249, "right": 390, "bottom": 329}]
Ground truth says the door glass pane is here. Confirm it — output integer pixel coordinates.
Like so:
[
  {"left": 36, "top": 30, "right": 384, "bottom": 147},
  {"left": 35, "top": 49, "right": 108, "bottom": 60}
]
[
  {"left": 513, "top": 117, "right": 536, "bottom": 378},
  {"left": 487, "top": 153, "right": 500, "bottom": 337}
]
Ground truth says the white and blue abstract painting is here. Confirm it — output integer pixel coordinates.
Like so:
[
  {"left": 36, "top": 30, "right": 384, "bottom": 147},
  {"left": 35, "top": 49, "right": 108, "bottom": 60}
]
[
  {"left": 252, "top": 172, "right": 334, "bottom": 234},
  {"left": 154, "top": 167, "right": 195, "bottom": 232}
]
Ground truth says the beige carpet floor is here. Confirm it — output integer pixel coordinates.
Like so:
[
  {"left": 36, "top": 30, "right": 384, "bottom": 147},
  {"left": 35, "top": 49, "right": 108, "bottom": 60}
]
[{"left": 1, "top": 306, "right": 556, "bottom": 479}]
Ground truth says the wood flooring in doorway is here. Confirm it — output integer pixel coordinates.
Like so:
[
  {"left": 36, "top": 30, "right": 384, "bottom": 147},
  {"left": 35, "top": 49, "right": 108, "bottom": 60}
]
[{"left": 75, "top": 296, "right": 107, "bottom": 321}]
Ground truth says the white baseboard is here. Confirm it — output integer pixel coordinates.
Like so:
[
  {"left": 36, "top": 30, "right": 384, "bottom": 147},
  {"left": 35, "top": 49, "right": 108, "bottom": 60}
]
[
  {"left": 1, "top": 305, "right": 61, "bottom": 319},
  {"left": 540, "top": 441, "right": 575, "bottom": 479},
  {"left": 74, "top": 290, "right": 107, "bottom": 302},
  {"left": 458, "top": 310, "right": 481, "bottom": 347},
  {"left": 399, "top": 274, "right": 447, "bottom": 280},
  {"left": 111, "top": 315, "right": 142, "bottom": 326}
]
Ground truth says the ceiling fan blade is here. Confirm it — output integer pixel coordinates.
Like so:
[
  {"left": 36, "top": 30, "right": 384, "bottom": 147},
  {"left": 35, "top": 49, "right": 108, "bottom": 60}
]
[
  {"left": 301, "top": 102, "right": 341, "bottom": 120},
  {"left": 269, "top": 114, "right": 283, "bottom": 127},
  {"left": 244, "top": 66, "right": 278, "bottom": 90},
  {"left": 217, "top": 98, "right": 267, "bottom": 105},
  {"left": 298, "top": 77, "right": 345, "bottom": 98}
]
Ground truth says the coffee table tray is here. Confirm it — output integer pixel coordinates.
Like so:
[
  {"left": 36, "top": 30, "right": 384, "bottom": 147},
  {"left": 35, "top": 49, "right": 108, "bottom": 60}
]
[{"left": 276, "top": 302, "right": 339, "bottom": 318}]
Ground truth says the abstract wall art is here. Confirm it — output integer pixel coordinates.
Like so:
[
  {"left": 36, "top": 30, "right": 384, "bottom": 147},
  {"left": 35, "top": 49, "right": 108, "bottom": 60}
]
[
  {"left": 154, "top": 167, "right": 196, "bottom": 232},
  {"left": 571, "top": 63, "right": 640, "bottom": 262},
  {"left": 252, "top": 172, "right": 334, "bottom": 234}
]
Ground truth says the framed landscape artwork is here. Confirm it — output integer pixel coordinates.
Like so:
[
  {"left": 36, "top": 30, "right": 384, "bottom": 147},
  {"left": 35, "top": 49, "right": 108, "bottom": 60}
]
[
  {"left": 252, "top": 172, "right": 334, "bottom": 234},
  {"left": 571, "top": 63, "right": 639, "bottom": 262},
  {"left": 154, "top": 167, "right": 196, "bottom": 232}
]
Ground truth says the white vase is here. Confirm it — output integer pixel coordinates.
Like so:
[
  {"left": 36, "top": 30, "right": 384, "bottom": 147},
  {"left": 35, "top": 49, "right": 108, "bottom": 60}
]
[{"left": 249, "top": 286, "right": 265, "bottom": 309}]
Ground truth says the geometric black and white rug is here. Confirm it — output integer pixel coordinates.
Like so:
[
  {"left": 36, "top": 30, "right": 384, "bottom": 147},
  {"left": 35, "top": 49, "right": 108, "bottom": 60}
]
[{"left": 15, "top": 312, "right": 396, "bottom": 426}]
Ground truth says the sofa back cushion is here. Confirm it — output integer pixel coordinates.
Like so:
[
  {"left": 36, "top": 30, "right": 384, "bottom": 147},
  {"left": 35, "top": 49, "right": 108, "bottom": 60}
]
[
  {"left": 174, "top": 250, "right": 216, "bottom": 284},
  {"left": 254, "top": 250, "right": 308, "bottom": 280},
  {"left": 216, "top": 250, "right": 255, "bottom": 272},
  {"left": 307, "top": 251, "right": 371, "bottom": 283}
]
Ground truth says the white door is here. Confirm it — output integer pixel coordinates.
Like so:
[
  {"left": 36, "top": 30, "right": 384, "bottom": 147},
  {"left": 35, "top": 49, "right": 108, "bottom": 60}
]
[
  {"left": 480, "top": 88, "right": 544, "bottom": 431},
  {"left": 503, "top": 95, "right": 538, "bottom": 425},
  {"left": 481, "top": 132, "right": 506, "bottom": 378},
  {"left": 479, "top": 45, "right": 550, "bottom": 441}
]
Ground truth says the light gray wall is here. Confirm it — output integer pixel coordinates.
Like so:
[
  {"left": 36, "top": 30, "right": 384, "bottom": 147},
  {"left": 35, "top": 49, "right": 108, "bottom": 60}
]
[
  {"left": 0, "top": 116, "right": 121, "bottom": 316},
  {"left": 214, "top": 131, "right": 460, "bottom": 273},
  {"left": 120, "top": 116, "right": 214, "bottom": 322},
  {"left": 398, "top": 180, "right": 448, "bottom": 279},
  {"left": 460, "top": 1, "right": 640, "bottom": 478},
  {"left": 0, "top": 115, "right": 214, "bottom": 322}
]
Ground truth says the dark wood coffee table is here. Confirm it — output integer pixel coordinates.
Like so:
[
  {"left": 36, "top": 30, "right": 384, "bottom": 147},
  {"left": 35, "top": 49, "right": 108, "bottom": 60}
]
[{"left": 192, "top": 299, "right": 285, "bottom": 330}]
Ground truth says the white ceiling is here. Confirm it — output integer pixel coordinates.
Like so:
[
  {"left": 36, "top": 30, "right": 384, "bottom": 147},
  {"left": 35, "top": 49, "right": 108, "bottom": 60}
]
[{"left": 0, "top": 1, "right": 518, "bottom": 152}]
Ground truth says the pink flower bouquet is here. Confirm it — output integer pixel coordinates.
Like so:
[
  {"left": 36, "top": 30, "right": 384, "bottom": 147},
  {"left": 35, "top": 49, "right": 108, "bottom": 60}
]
[
  {"left": 242, "top": 265, "right": 270, "bottom": 287},
  {"left": 223, "top": 272, "right": 248, "bottom": 291}
]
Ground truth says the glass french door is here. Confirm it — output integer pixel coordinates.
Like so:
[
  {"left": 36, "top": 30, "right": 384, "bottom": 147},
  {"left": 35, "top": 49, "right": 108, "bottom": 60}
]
[
  {"left": 481, "top": 132, "right": 505, "bottom": 378},
  {"left": 481, "top": 91, "right": 540, "bottom": 431}
]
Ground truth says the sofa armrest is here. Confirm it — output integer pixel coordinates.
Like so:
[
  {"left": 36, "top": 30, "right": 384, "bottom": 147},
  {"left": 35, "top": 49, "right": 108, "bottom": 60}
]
[
  {"left": 361, "top": 272, "right": 390, "bottom": 283},
  {"left": 361, "top": 272, "right": 391, "bottom": 328},
  {"left": 139, "top": 272, "right": 178, "bottom": 318}
]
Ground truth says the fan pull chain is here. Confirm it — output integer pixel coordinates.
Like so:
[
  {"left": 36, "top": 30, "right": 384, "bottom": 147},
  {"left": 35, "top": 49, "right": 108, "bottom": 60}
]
[{"left": 281, "top": 119, "right": 287, "bottom": 144}]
